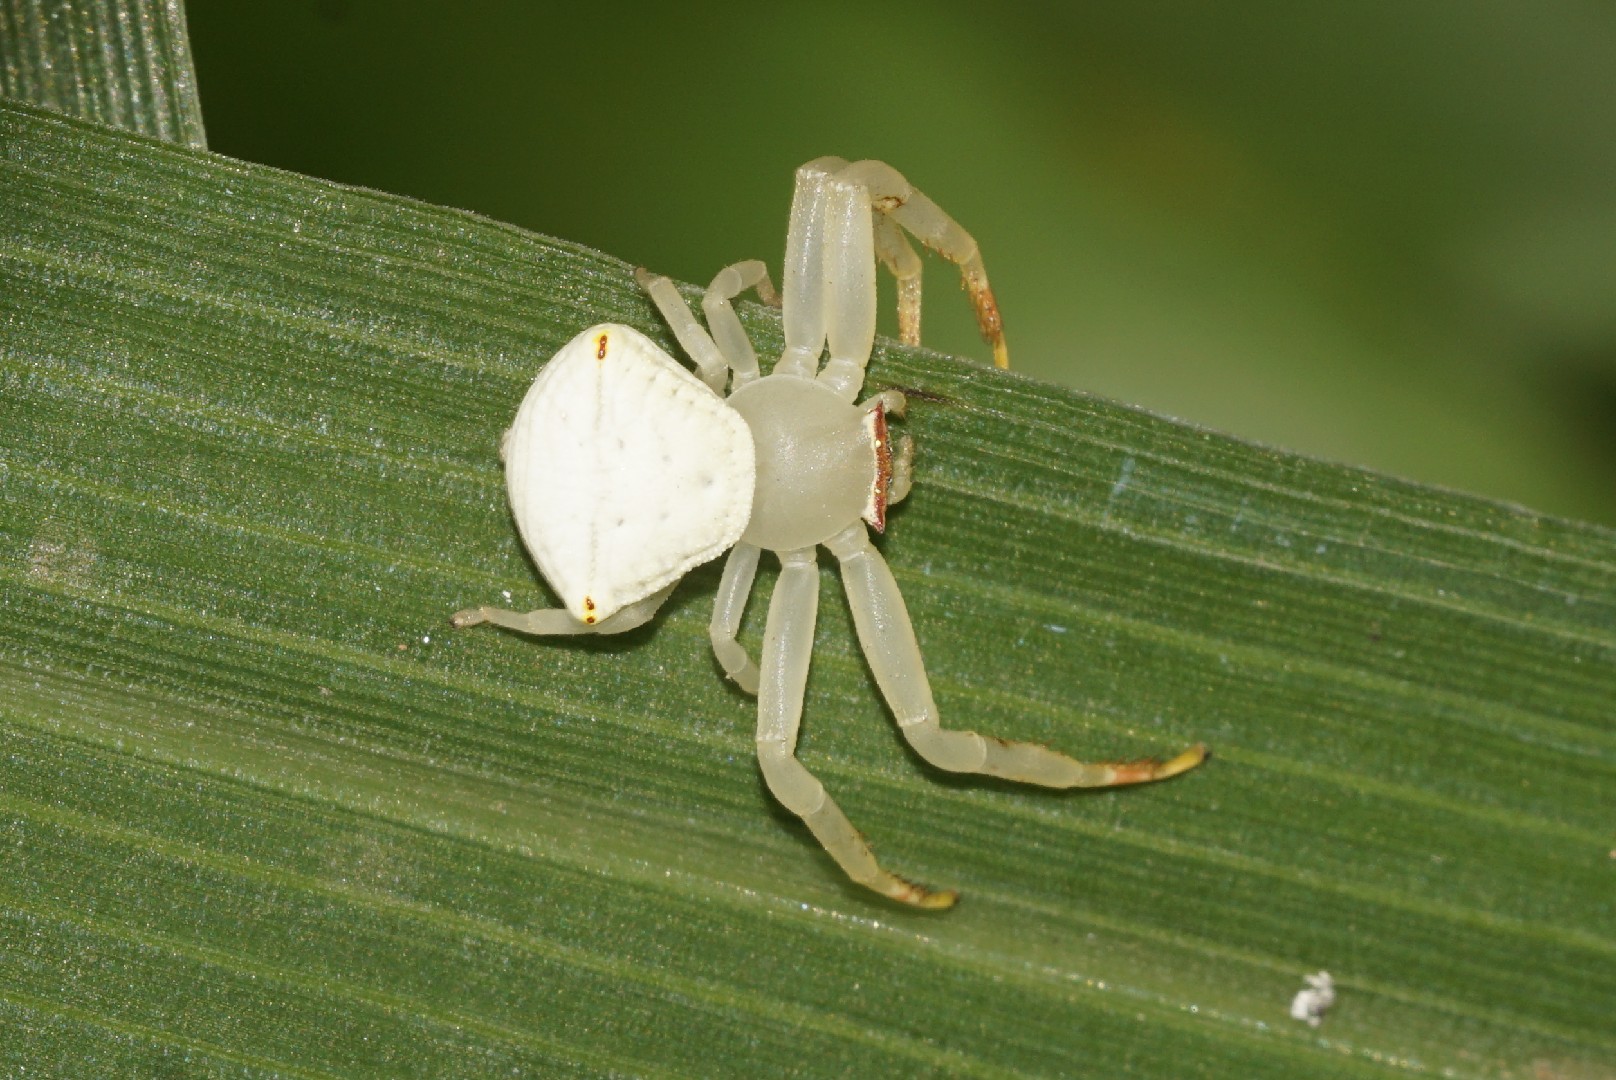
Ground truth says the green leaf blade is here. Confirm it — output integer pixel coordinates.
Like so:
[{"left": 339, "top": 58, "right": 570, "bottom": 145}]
[{"left": 1, "top": 100, "right": 1613, "bottom": 1077}]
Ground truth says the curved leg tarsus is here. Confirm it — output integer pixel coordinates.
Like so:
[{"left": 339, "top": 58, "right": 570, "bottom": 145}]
[
  {"left": 757, "top": 743, "right": 956, "bottom": 910},
  {"left": 755, "top": 547, "right": 956, "bottom": 909},
  {"left": 826, "top": 522, "right": 1206, "bottom": 788},
  {"left": 702, "top": 260, "right": 774, "bottom": 389},
  {"left": 885, "top": 186, "right": 1008, "bottom": 370}
]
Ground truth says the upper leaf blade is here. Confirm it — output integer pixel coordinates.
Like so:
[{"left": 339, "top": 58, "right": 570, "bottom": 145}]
[
  {"left": 0, "top": 0, "right": 205, "bottom": 146},
  {"left": 1, "top": 99, "right": 1613, "bottom": 1077}
]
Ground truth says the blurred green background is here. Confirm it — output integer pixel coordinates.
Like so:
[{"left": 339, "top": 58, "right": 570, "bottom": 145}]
[{"left": 186, "top": 1, "right": 1616, "bottom": 526}]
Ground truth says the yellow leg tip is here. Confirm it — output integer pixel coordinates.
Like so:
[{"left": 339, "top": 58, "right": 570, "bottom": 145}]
[
  {"left": 1103, "top": 742, "right": 1209, "bottom": 785},
  {"left": 992, "top": 338, "right": 1010, "bottom": 370},
  {"left": 1156, "top": 743, "right": 1210, "bottom": 780},
  {"left": 882, "top": 878, "right": 960, "bottom": 910}
]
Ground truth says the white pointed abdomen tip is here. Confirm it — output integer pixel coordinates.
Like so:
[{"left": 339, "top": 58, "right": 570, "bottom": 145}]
[{"left": 502, "top": 324, "right": 755, "bottom": 623}]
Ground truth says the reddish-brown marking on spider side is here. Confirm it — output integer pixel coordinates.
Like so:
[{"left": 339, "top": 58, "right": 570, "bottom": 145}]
[
  {"left": 864, "top": 406, "right": 893, "bottom": 533},
  {"left": 582, "top": 596, "right": 598, "bottom": 624},
  {"left": 595, "top": 333, "right": 609, "bottom": 361}
]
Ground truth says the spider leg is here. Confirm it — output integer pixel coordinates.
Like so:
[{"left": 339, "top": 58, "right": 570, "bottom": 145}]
[
  {"left": 779, "top": 156, "right": 1008, "bottom": 401},
  {"left": 815, "top": 176, "right": 878, "bottom": 401},
  {"left": 450, "top": 584, "right": 675, "bottom": 636},
  {"left": 858, "top": 388, "right": 907, "bottom": 418},
  {"left": 872, "top": 212, "right": 923, "bottom": 346},
  {"left": 756, "top": 546, "right": 957, "bottom": 909},
  {"left": 701, "top": 259, "right": 776, "bottom": 390},
  {"left": 838, "top": 160, "right": 1009, "bottom": 370},
  {"left": 776, "top": 157, "right": 846, "bottom": 380},
  {"left": 634, "top": 267, "right": 730, "bottom": 394},
  {"left": 888, "top": 434, "right": 915, "bottom": 506},
  {"left": 710, "top": 542, "right": 761, "bottom": 694},
  {"left": 826, "top": 523, "right": 1207, "bottom": 786}
]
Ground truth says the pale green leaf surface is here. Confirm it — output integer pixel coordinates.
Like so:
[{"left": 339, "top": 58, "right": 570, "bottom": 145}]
[
  {"left": 0, "top": 0, "right": 205, "bottom": 147},
  {"left": 1, "top": 100, "right": 1613, "bottom": 1078}
]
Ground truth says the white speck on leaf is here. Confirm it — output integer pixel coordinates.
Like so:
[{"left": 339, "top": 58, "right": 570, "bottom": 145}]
[
  {"left": 1290, "top": 971, "right": 1335, "bottom": 1028},
  {"left": 1103, "top": 455, "right": 1136, "bottom": 524}
]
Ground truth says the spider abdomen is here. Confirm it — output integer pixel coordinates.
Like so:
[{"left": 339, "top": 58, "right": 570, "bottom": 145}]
[{"left": 504, "top": 323, "right": 755, "bottom": 623}]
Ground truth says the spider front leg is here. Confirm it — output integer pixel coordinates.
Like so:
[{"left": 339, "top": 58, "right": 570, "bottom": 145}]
[
  {"left": 451, "top": 584, "right": 674, "bottom": 637},
  {"left": 872, "top": 213, "right": 922, "bottom": 346},
  {"left": 635, "top": 265, "right": 773, "bottom": 393},
  {"left": 825, "top": 523, "right": 1208, "bottom": 786},
  {"left": 701, "top": 260, "right": 777, "bottom": 391},
  {"left": 775, "top": 156, "right": 847, "bottom": 380},
  {"left": 838, "top": 159, "right": 1009, "bottom": 370},
  {"left": 814, "top": 175, "right": 879, "bottom": 400},
  {"left": 755, "top": 546, "right": 957, "bottom": 909}
]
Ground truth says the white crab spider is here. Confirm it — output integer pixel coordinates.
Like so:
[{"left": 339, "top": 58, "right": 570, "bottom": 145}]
[{"left": 453, "top": 157, "right": 1207, "bottom": 908}]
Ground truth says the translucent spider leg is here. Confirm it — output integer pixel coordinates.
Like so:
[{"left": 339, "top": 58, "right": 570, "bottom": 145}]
[
  {"left": 634, "top": 268, "right": 730, "bottom": 393},
  {"left": 776, "top": 157, "right": 847, "bottom": 379},
  {"left": 637, "top": 265, "right": 774, "bottom": 394},
  {"left": 815, "top": 174, "right": 879, "bottom": 400},
  {"left": 701, "top": 260, "right": 777, "bottom": 391},
  {"left": 779, "top": 156, "right": 1007, "bottom": 393},
  {"left": 450, "top": 584, "right": 675, "bottom": 636},
  {"left": 838, "top": 159, "right": 1010, "bottom": 370},
  {"left": 710, "top": 541, "right": 761, "bottom": 693},
  {"left": 888, "top": 434, "right": 915, "bottom": 505},
  {"left": 756, "top": 546, "right": 957, "bottom": 909},
  {"left": 826, "top": 523, "right": 1208, "bottom": 786},
  {"left": 872, "top": 213, "right": 923, "bottom": 346}
]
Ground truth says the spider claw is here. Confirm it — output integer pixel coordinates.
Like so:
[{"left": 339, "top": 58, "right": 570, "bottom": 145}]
[
  {"left": 1106, "top": 743, "right": 1209, "bottom": 785},
  {"left": 1156, "top": 742, "right": 1210, "bottom": 779},
  {"left": 960, "top": 263, "right": 1008, "bottom": 370},
  {"left": 883, "top": 877, "right": 959, "bottom": 911}
]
